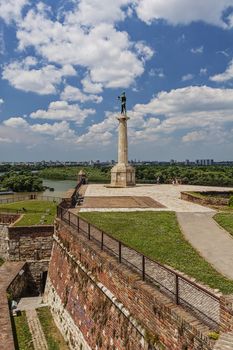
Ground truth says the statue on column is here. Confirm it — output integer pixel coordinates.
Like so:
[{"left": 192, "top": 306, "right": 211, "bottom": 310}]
[{"left": 118, "top": 91, "right": 126, "bottom": 115}]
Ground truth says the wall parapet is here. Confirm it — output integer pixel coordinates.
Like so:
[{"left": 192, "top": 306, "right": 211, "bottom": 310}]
[
  {"left": 0, "top": 261, "right": 28, "bottom": 350},
  {"left": 46, "top": 219, "right": 218, "bottom": 350}
]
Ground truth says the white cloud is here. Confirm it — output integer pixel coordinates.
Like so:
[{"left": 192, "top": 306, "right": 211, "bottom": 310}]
[
  {"left": 210, "top": 59, "right": 233, "bottom": 82},
  {"left": 4, "top": 117, "right": 28, "bottom": 128},
  {"left": 0, "top": 0, "right": 28, "bottom": 24},
  {"left": 30, "top": 100, "right": 95, "bottom": 125},
  {"left": 190, "top": 46, "right": 204, "bottom": 54},
  {"left": 135, "top": 0, "right": 233, "bottom": 28},
  {"left": 0, "top": 98, "right": 3, "bottom": 105},
  {"left": 61, "top": 85, "right": 103, "bottom": 104},
  {"left": 16, "top": 6, "right": 149, "bottom": 89},
  {"left": 81, "top": 75, "right": 103, "bottom": 94},
  {"left": 1, "top": 117, "right": 77, "bottom": 144},
  {"left": 149, "top": 68, "right": 165, "bottom": 78},
  {"left": 182, "top": 130, "right": 207, "bottom": 142},
  {"left": 0, "top": 29, "right": 5, "bottom": 55},
  {"left": 134, "top": 41, "right": 154, "bottom": 62},
  {"left": 200, "top": 68, "right": 207, "bottom": 76},
  {"left": 182, "top": 73, "right": 194, "bottom": 81},
  {"left": 66, "top": 0, "right": 132, "bottom": 26},
  {"left": 0, "top": 137, "right": 12, "bottom": 143},
  {"left": 31, "top": 121, "right": 76, "bottom": 140},
  {"left": 2, "top": 58, "right": 76, "bottom": 95}
]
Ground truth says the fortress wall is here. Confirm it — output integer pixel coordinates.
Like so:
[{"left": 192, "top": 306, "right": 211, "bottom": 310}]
[{"left": 45, "top": 219, "right": 216, "bottom": 350}]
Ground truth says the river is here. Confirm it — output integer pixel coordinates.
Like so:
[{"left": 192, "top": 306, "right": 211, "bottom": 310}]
[{"left": 0, "top": 174, "right": 77, "bottom": 199}]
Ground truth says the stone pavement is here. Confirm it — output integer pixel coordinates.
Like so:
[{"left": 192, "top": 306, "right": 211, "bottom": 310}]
[
  {"left": 26, "top": 309, "right": 48, "bottom": 350},
  {"left": 17, "top": 296, "right": 46, "bottom": 311},
  {"left": 214, "top": 332, "right": 233, "bottom": 350},
  {"left": 81, "top": 184, "right": 232, "bottom": 212},
  {"left": 177, "top": 212, "right": 233, "bottom": 280}
]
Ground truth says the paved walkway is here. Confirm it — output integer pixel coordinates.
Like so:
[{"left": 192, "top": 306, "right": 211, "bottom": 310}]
[
  {"left": 26, "top": 309, "right": 48, "bottom": 350},
  {"left": 81, "top": 184, "right": 232, "bottom": 212},
  {"left": 177, "top": 212, "right": 233, "bottom": 280},
  {"left": 17, "top": 296, "right": 46, "bottom": 311},
  {"left": 17, "top": 297, "right": 48, "bottom": 350}
]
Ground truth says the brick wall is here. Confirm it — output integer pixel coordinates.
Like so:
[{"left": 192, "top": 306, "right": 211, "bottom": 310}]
[
  {"left": 0, "top": 262, "right": 28, "bottom": 350},
  {"left": 0, "top": 213, "right": 20, "bottom": 224},
  {"left": 45, "top": 219, "right": 217, "bottom": 350}
]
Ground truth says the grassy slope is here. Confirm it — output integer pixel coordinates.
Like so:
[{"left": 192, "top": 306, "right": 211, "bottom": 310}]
[
  {"left": 0, "top": 200, "right": 56, "bottom": 226},
  {"left": 13, "top": 311, "right": 34, "bottom": 350},
  {"left": 214, "top": 212, "right": 233, "bottom": 236},
  {"left": 37, "top": 307, "right": 69, "bottom": 350},
  {"left": 80, "top": 211, "right": 233, "bottom": 294}
]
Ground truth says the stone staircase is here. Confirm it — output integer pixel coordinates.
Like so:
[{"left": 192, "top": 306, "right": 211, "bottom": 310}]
[{"left": 214, "top": 332, "right": 233, "bottom": 349}]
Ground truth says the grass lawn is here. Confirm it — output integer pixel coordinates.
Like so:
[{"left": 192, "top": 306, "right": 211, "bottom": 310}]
[
  {"left": 37, "top": 307, "right": 69, "bottom": 350},
  {"left": 12, "top": 311, "right": 34, "bottom": 350},
  {"left": 214, "top": 212, "right": 233, "bottom": 237},
  {"left": 0, "top": 200, "right": 56, "bottom": 226},
  {"left": 80, "top": 211, "right": 233, "bottom": 294}
]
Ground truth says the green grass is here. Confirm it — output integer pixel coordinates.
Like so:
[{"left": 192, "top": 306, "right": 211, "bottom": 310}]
[
  {"left": 13, "top": 311, "right": 34, "bottom": 350},
  {"left": 37, "top": 307, "right": 69, "bottom": 350},
  {"left": 0, "top": 257, "right": 4, "bottom": 266},
  {"left": 0, "top": 200, "right": 56, "bottom": 226},
  {"left": 80, "top": 211, "right": 233, "bottom": 294},
  {"left": 214, "top": 212, "right": 233, "bottom": 237}
]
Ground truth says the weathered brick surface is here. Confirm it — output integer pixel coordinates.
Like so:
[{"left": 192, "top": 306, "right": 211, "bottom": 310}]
[
  {"left": 220, "top": 295, "right": 233, "bottom": 332},
  {"left": 46, "top": 219, "right": 217, "bottom": 350},
  {"left": 0, "top": 261, "right": 28, "bottom": 350},
  {"left": 0, "top": 213, "right": 20, "bottom": 224}
]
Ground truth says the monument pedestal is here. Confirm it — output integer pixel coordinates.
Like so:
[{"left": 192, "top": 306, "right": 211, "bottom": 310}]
[
  {"left": 110, "top": 163, "right": 135, "bottom": 187},
  {"left": 110, "top": 114, "right": 136, "bottom": 188}
]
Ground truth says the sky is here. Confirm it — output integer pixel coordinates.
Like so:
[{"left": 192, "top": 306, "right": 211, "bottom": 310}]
[{"left": 1, "top": 1, "right": 233, "bottom": 161}]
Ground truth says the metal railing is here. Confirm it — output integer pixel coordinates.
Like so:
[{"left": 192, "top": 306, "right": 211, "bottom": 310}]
[
  {"left": 0, "top": 195, "right": 61, "bottom": 205},
  {"left": 57, "top": 205, "right": 220, "bottom": 330}
]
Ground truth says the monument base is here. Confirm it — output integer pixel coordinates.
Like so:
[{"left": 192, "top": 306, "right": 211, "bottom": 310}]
[{"left": 109, "top": 163, "right": 136, "bottom": 188}]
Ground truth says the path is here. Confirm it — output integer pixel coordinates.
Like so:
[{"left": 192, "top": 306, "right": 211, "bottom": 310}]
[
  {"left": 81, "top": 184, "right": 224, "bottom": 212},
  {"left": 17, "top": 297, "right": 48, "bottom": 350},
  {"left": 177, "top": 212, "right": 233, "bottom": 280},
  {"left": 26, "top": 309, "right": 48, "bottom": 350}
]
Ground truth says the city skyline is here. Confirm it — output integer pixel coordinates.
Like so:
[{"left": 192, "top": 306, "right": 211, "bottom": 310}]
[{"left": 1, "top": 1, "right": 233, "bottom": 161}]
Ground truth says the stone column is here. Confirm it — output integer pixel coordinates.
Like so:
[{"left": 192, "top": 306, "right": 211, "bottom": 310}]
[
  {"left": 118, "top": 115, "right": 129, "bottom": 164},
  {"left": 110, "top": 115, "right": 135, "bottom": 187}
]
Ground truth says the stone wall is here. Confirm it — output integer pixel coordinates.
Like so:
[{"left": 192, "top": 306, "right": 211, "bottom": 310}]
[
  {"left": 8, "top": 225, "right": 54, "bottom": 261},
  {"left": 181, "top": 192, "right": 229, "bottom": 206},
  {"left": 45, "top": 219, "right": 218, "bottom": 350},
  {"left": 0, "top": 224, "right": 9, "bottom": 259}
]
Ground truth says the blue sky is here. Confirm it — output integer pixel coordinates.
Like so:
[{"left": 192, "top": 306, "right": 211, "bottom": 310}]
[{"left": 1, "top": 1, "right": 233, "bottom": 161}]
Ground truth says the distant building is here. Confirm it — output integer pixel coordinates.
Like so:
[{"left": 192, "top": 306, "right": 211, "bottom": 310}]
[{"left": 195, "top": 159, "right": 214, "bottom": 166}]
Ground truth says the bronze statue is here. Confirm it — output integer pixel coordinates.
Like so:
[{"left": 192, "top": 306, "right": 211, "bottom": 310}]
[{"left": 118, "top": 91, "right": 126, "bottom": 115}]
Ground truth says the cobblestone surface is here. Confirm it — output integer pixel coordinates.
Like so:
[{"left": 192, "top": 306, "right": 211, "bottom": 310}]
[{"left": 26, "top": 309, "right": 48, "bottom": 350}]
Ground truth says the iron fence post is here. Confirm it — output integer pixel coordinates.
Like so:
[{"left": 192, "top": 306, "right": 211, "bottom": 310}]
[
  {"left": 142, "top": 255, "right": 145, "bottom": 281},
  {"left": 101, "top": 231, "right": 104, "bottom": 250},
  {"left": 175, "top": 274, "right": 179, "bottom": 305},
  {"left": 119, "top": 242, "right": 122, "bottom": 263},
  {"left": 88, "top": 223, "right": 91, "bottom": 239}
]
